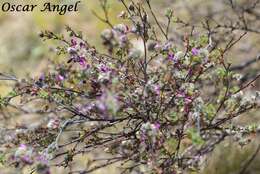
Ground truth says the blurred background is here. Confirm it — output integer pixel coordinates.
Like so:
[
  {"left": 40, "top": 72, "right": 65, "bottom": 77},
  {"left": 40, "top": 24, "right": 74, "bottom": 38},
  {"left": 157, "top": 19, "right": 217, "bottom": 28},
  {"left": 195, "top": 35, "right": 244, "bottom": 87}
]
[{"left": 0, "top": 0, "right": 260, "bottom": 173}]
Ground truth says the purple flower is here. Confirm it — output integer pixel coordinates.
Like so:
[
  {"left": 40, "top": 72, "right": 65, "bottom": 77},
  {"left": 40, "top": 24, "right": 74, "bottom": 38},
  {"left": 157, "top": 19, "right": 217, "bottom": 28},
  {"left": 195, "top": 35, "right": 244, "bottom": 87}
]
[
  {"left": 154, "top": 122, "right": 161, "bottom": 129},
  {"left": 36, "top": 155, "right": 49, "bottom": 164},
  {"left": 21, "top": 155, "right": 33, "bottom": 165},
  {"left": 99, "top": 64, "right": 110, "bottom": 73},
  {"left": 191, "top": 48, "right": 199, "bottom": 56},
  {"left": 97, "top": 103, "right": 107, "bottom": 112},
  {"left": 188, "top": 68, "right": 193, "bottom": 76},
  {"left": 19, "top": 144, "right": 27, "bottom": 150},
  {"left": 56, "top": 74, "right": 65, "bottom": 81},
  {"left": 168, "top": 53, "right": 175, "bottom": 61},
  {"left": 184, "top": 97, "right": 192, "bottom": 104},
  {"left": 79, "top": 56, "right": 86, "bottom": 67},
  {"left": 39, "top": 74, "right": 45, "bottom": 81},
  {"left": 80, "top": 42, "right": 86, "bottom": 48},
  {"left": 176, "top": 91, "right": 185, "bottom": 98},
  {"left": 71, "top": 38, "right": 77, "bottom": 47}
]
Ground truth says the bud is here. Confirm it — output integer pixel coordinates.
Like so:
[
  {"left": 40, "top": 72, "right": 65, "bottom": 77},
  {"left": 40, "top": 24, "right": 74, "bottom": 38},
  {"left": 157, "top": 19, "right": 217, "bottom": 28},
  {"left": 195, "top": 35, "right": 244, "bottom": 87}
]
[
  {"left": 38, "top": 32, "right": 44, "bottom": 38},
  {"left": 165, "top": 8, "right": 173, "bottom": 18},
  {"left": 101, "top": 29, "right": 113, "bottom": 40},
  {"left": 118, "top": 11, "right": 127, "bottom": 18},
  {"left": 113, "top": 24, "right": 128, "bottom": 34},
  {"left": 129, "top": 4, "right": 135, "bottom": 11}
]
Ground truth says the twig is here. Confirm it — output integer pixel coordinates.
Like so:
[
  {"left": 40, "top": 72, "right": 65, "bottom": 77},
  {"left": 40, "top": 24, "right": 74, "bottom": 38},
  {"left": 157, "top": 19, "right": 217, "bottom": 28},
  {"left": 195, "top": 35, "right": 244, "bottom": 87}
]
[{"left": 146, "top": 0, "right": 168, "bottom": 39}]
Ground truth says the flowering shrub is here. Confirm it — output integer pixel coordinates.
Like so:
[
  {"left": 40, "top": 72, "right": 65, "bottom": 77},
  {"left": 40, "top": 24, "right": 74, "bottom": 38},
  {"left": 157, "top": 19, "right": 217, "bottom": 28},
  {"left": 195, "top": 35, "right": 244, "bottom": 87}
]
[{"left": 0, "top": 0, "right": 260, "bottom": 173}]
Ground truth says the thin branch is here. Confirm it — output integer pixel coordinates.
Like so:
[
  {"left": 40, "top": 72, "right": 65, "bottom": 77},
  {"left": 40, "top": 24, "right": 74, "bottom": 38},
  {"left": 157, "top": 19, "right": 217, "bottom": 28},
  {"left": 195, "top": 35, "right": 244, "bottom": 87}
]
[{"left": 146, "top": 0, "right": 168, "bottom": 39}]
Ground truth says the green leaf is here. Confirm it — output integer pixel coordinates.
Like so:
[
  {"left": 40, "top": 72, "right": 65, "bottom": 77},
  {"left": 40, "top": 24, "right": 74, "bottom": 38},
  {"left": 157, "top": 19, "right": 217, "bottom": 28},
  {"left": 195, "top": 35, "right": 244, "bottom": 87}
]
[
  {"left": 165, "top": 8, "right": 173, "bottom": 18},
  {"left": 0, "top": 153, "right": 5, "bottom": 165},
  {"left": 216, "top": 67, "right": 226, "bottom": 78},
  {"left": 7, "top": 90, "right": 17, "bottom": 97},
  {"left": 198, "top": 35, "right": 208, "bottom": 46},
  {"left": 38, "top": 89, "right": 49, "bottom": 99},
  {"left": 187, "top": 128, "right": 204, "bottom": 146},
  {"left": 203, "top": 104, "right": 216, "bottom": 120},
  {"left": 169, "top": 112, "right": 179, "bottom": 122}
]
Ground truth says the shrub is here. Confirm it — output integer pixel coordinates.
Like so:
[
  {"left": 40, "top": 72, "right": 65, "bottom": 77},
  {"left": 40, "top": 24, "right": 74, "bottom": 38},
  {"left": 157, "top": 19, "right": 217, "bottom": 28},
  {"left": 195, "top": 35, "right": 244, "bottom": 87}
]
[{"left": 0, "top": 0, "right": 260, "bottom": 173}]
